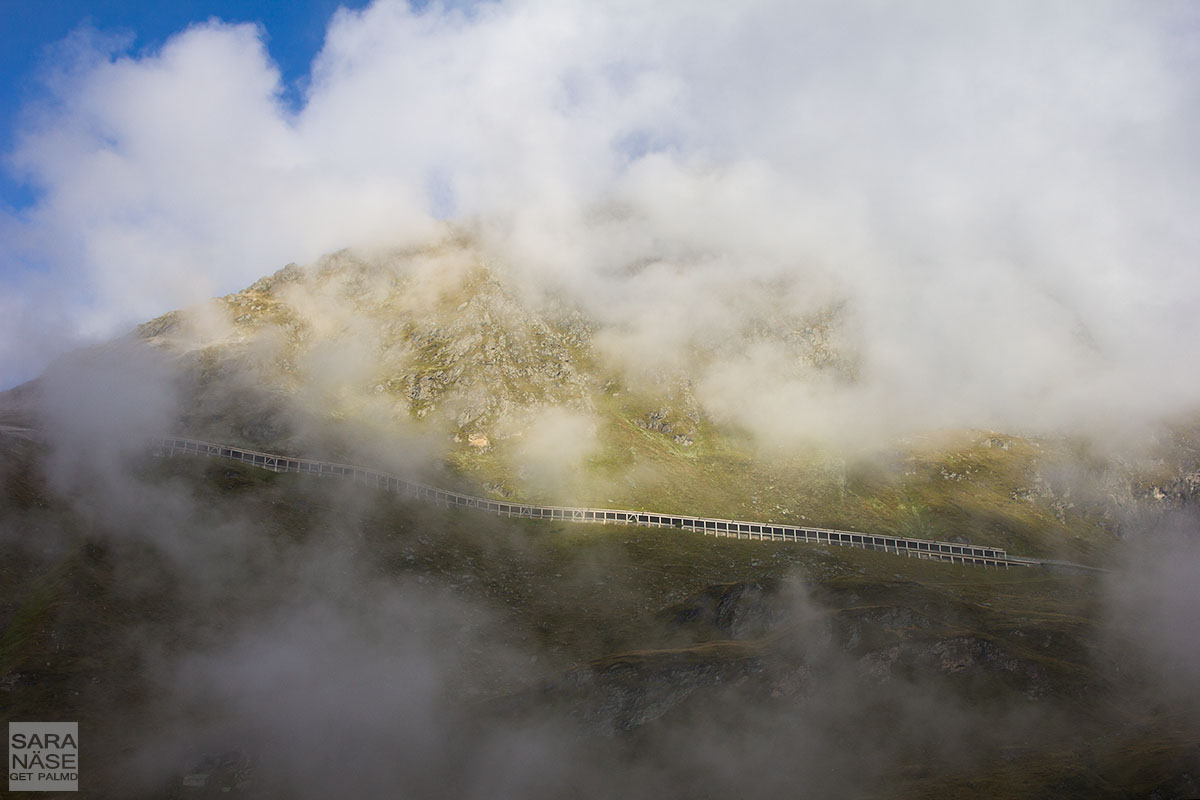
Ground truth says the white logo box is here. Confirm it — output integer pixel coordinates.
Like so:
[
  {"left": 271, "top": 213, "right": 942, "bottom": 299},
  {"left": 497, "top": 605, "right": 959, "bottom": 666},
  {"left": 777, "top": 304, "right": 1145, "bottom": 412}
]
[{"left": 8, "top": 722, "right": 79, "bottom": 792}]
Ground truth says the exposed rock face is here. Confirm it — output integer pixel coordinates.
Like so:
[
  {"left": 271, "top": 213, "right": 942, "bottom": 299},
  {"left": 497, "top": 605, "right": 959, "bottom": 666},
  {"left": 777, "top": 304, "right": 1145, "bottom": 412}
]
[
  {"left": 125, "top": 240, "right": 882, "bottom": 461},
  {"left": 634, "top": 405, "right": 700, "bottom": 446},
  {"left": 852, "top": 636, "right": 1051, "bottom": 699},
  {"left": 1139, "top": 470, "right": 1200, "bottom": 509},
  {"left": 135, "top": 246, "right": 598, "bottom": 445},
  {"left": 70, "top": 239, "right": 1200, "bottom": 539},
  {"left": 1010, "top": 477, "right": 1077, "bottom": 522},
  {"left": 537, "top": 644, "right": 765, "bottom": 735},
  {"left": 504, "top": 579, "right": 1067, "bottom": 737},
  {"left": 665, "top": 581, "right": 788, "bottom": 641},
  {"left": 377, "top": 269, "right": 595, "bottom": 433}
]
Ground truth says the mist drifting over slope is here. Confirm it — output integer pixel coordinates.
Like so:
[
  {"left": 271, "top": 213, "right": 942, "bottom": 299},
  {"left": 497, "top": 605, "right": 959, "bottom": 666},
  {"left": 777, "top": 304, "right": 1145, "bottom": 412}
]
[
  {"left": 6, "top": 360, "right": 1200, "bottom": 797},
  {"left": 3, "top": 0, "right": 1200, "bottom": 438},
  {"left": 5, "top": 5, "right": 1200, "bottom": 797}
]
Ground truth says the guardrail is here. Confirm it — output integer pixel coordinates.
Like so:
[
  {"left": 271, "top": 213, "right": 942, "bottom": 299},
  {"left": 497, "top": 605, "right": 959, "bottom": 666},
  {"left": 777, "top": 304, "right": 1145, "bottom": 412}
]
[{"left": 152, "top": 435, "right": 1029, "bottom": 569}]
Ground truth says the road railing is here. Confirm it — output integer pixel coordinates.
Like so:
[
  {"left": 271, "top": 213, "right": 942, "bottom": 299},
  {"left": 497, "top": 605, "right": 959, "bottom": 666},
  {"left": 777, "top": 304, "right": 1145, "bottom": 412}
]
[{"left": 151, "top": 435, "right": 1030, "bottom": 570}]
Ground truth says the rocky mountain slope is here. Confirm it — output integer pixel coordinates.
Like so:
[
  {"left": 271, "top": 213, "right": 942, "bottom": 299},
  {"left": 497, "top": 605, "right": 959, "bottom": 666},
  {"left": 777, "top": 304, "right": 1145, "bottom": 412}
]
[
  {"left": 2, "top": 241, "right": 1199, "bottom": 798},
  {"left": 162, "top": 245, "right": 1200, "bottom": 560},
  {"left": 4, "top": 239, "right": 1198, "bottom": 564},
  {"left": 135, "top": 244, "right": 593, "bottom": 440}
]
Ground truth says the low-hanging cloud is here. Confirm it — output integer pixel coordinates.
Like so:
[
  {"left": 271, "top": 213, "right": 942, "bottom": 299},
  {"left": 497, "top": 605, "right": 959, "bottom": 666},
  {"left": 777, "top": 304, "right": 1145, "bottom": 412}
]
[{"left": 3, "top": 0, "right": 1199, "bottom": 434}]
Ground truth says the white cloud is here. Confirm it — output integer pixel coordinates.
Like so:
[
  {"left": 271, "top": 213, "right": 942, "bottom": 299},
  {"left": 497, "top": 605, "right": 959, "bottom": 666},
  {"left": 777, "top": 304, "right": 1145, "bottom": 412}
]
[{"left": 2, "top": 0, "right": 1198, "bottom": 433}]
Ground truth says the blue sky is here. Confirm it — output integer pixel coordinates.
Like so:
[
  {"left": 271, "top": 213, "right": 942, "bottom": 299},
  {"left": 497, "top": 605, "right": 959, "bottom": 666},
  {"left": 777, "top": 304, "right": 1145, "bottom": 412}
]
[{"left": 1, "top": 0, "right": 371, "bottom": 211}]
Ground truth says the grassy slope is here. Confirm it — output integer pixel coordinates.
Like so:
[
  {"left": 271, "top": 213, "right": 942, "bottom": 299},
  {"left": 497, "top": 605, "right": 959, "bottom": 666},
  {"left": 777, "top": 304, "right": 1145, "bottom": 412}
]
[
  {"left": 126, "top": 257, "right": 1121, "bottom": 566},
  {"left": 449, "top": 387, "right": 1116, "bottom": 564},
  {"left": 1, "top": 440, "right": 1194, "bottom": 798}
]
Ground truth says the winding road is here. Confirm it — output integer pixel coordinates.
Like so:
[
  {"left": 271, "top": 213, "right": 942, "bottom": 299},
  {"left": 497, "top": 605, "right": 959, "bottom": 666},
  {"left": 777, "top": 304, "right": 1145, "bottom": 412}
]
[
  {"left": 0, "top": 425, "right": 1106, "bottom": 572},
  {"left": 151, "top": 435, "right": 1084, "bottom": 571}
]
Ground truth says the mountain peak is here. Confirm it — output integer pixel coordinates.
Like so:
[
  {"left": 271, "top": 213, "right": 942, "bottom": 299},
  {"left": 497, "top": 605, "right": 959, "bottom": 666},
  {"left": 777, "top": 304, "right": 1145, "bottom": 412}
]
[{"left": 137, "top": 244, "right": 597, "bottom": 447}]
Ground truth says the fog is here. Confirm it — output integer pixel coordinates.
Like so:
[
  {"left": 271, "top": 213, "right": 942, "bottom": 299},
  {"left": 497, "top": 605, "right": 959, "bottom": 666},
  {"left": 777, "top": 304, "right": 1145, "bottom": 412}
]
[
  {"left": 2, "top": 3, "right": 1200, "bottom": 796},
  {"left": 1, "top": 0, "right": 1197, "bottom": 440},
  {"left": 0, "top": 284, "right": 1196, "bottom": 798},
  {"left": 1103, "top": 511, "right": 1200, "bottom": 718}
]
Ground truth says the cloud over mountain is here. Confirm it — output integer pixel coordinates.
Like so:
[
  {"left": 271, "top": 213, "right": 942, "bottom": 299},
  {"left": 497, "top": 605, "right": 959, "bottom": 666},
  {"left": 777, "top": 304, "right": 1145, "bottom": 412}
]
[{"left": 3, "top": 0, "right": 1199, "bottom": 433}]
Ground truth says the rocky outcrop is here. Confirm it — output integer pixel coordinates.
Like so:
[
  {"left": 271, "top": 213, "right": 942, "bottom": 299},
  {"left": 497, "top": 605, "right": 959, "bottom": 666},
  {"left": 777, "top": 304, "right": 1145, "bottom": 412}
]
[
  {"left": 135, "top": 246, "right": 598, "bottom": 445},
  {"left": 498, "top": 579, "right": 1070, "bottom": 737},
  {"left": 634, "top": 406, "right": 699, "bottom": 446},
  {"left": 1137, "top": 470, "right": 1200, "bottom": 509},
  {"left": 535, "top": 643, "right": 765, "bottom": 735},
  {"left": 664, "top": 581, "right": 787, "bottom": 641}
]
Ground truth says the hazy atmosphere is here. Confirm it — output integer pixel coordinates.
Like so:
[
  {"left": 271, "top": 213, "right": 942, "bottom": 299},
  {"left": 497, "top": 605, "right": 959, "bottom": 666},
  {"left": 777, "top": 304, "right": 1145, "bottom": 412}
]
[{"left": 2, "top": 3, "right": 1199, "bottom": 799}]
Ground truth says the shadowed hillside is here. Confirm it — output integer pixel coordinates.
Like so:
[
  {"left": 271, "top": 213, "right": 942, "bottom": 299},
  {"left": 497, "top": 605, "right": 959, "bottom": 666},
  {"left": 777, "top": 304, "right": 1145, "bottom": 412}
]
[
  {"left": 10, "top": 244, "right": 1174, "bottom": 567},
  {"left": 2, "top": 435, "right": 1198, "bottom": 798}
]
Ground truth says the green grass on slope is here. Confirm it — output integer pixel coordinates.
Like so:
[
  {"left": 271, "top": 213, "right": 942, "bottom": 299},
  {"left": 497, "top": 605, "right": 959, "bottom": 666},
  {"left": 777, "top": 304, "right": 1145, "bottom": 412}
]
[
  {"left": 448, "top": 393, "right": 1116, "bottom": 564},
  {"left": 2, "top": 449, "right": 1117, "bottom": 705},
  {"left": 0, "top": 447, "right": 1189, "bottom": 799}
]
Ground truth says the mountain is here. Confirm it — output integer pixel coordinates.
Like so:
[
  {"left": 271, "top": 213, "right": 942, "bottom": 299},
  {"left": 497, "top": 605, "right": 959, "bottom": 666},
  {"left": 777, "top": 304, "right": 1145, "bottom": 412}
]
[
  {"left": 3, "top": 239, "right": 1200, "bottom": 798},
  {"left": 1, "top": 427, "right": 1198, "bottom": 799},
  {"left": 5, "top": 238, "right": 1197, "bottom": 565},
  {"left": 113, "top": 240, "right": 1199, "bottom": 564}
]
